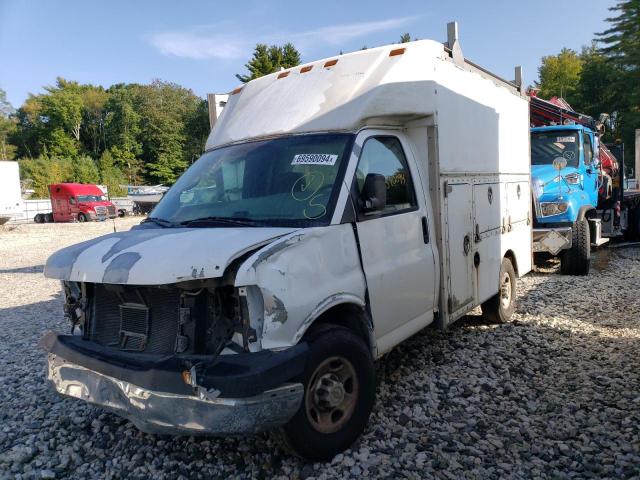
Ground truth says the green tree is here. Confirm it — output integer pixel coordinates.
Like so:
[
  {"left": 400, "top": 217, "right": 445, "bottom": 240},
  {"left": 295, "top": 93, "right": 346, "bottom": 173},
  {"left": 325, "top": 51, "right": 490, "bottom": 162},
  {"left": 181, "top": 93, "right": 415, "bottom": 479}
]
[
  {"left": 399, "top": 33, "right": 412, "bottom": 43},
  {"left": 597, "top": 0, "right": 640, "bottom": 167},
  {"left": 73, "top": 155, "right": 100, "bottom": 184},
  {"left": 573, "top": 44, "right": 618, "bottom": 119},
  {"left": 98, "top": 149, "right": 126, "bottom": 196},
  {"left": 0, "top": 89, "right": 17, "bottom": 160},
  {"left": 536, "top": 48, "right": 584, "bottom": 104},
  {"left": 236, "top": 43, "right": 301, "bottom": 83},
  {"left": 19, "top": 155, "right": 73, "bottom": 197},
  {"left": 136, "top": 80, "right": 205, "bottom": 183}
]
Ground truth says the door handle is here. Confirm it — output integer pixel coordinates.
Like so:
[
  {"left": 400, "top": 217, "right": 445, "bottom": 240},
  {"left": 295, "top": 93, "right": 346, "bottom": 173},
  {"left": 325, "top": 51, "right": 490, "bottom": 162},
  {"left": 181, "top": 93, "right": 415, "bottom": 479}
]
[{"left": 421, "top": 216, "right": 429, "bottom": 244}]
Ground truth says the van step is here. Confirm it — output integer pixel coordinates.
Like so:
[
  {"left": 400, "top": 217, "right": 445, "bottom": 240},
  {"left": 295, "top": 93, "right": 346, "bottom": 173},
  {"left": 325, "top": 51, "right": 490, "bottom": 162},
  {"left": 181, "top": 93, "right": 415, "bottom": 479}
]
[{"left": 592, "top": 238, "right": 609, "bottom": 247}]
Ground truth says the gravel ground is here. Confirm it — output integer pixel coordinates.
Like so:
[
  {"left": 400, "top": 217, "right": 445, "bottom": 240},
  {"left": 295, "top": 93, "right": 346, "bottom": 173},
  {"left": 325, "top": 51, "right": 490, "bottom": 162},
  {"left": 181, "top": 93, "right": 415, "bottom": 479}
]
[{"left": 0, "top": 220, "right": 639, "bottom": 479}]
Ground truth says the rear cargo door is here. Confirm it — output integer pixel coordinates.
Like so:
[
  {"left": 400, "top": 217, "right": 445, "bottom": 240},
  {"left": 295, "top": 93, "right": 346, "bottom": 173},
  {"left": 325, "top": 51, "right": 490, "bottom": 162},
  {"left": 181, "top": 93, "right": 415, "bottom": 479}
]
[{"left": 444, "top": 181, "right": 475, "bottom": 315}]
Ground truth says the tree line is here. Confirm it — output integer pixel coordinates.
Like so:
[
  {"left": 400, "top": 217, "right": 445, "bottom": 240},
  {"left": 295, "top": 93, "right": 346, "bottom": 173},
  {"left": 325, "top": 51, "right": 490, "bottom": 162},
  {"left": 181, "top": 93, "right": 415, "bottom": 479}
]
[
  {"left": 535, "top": 0, "right": 639, "bottom": 171},
  {"left": 0, "top": 80, "right": 210, "bottom": 197}
]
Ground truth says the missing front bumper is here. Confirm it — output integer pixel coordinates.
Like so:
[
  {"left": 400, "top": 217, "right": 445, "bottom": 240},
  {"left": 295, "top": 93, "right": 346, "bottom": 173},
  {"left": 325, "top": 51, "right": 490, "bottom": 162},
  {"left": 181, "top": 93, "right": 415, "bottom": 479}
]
[
  {"left": 532, "top": 227, "right": 572, "bottom": 255},
  {"left": 47, "top": 353, "right": 304, "bottom": 436}
]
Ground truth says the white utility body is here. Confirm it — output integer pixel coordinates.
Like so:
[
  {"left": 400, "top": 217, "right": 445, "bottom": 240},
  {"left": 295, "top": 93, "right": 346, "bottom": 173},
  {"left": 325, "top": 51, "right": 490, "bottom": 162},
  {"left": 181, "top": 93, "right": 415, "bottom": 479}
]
[
  {"left": 0, "top": 161, "right": 23, "bottom": 224},
  {"left": 43, "top": 23, "right": 531, "bottom": 460}
]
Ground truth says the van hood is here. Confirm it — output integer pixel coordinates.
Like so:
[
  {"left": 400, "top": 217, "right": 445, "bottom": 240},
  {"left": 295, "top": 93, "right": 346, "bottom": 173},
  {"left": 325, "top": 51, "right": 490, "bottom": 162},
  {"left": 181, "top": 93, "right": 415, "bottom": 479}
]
[{"left": 44, "top": 226, "right": 297, "bottom": 285}]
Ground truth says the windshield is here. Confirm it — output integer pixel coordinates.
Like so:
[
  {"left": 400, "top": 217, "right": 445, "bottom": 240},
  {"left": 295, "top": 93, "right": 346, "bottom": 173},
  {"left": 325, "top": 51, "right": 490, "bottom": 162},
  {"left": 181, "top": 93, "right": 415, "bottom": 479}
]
[
  {"left": 151, "top": 133, "right": 354, "bottom": 227},
  {"left": 77, "top": 195, "right": 106, "bottom": 202},
  {"left": 531, "top": 131, "right": 580, "bottom": 168}
]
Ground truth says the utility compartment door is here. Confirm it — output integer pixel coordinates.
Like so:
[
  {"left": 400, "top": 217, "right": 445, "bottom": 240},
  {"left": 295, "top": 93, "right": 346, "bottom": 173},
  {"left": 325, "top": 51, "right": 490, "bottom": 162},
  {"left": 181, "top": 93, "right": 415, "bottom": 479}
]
[
  {"left": 473, "top": 183, "right": 502, "bottom": 237},
  {"left": 444, "top": 182, "right": 475, "bottom": 315},
  {"left": 506, "top": 181, "right": 530, "bottom": 228}
]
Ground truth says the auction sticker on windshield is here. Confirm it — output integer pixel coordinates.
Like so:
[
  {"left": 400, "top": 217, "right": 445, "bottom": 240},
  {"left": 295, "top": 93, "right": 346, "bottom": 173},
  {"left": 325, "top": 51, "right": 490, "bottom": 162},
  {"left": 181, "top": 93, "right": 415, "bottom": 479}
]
[
  {"left": 291, "top": 154, "right": 338, "bottom": 166},
  {"left": 557, "top": 136, "right": 575, "bottom": 143}
]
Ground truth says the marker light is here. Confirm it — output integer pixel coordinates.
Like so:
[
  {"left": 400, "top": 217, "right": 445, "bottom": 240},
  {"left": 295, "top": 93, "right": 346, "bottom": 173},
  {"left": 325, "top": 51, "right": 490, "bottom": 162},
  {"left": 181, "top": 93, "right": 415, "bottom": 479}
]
[{"left": 389, "top": 48, "right": 406, "bottom": 57}]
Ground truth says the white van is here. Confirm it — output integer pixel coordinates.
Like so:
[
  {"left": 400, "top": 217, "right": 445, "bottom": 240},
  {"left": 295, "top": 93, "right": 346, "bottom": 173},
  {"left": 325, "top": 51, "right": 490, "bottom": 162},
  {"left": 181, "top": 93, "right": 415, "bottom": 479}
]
[{"left": 42, "top": 24, "right": 531, "bottom": 460}]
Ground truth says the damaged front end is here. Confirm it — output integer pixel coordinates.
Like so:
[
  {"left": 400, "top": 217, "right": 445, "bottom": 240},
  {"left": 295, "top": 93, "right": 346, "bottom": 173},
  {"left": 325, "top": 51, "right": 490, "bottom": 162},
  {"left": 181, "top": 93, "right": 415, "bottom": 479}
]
[{"left": 42, "top": 279, "right": 307, "bottom": 435}]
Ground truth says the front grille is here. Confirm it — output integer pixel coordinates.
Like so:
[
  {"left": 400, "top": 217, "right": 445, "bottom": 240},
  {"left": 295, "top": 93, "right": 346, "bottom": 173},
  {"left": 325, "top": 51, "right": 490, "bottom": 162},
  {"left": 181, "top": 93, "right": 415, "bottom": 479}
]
[
  {"left": 107, "top": 205, "right": 116, "bottom": 216},
  {"left": 90, "top": 285, "right": 181, "bottom": 354},
  {"left": 94, "top": 206, "right": 107, "bottom": 216}
]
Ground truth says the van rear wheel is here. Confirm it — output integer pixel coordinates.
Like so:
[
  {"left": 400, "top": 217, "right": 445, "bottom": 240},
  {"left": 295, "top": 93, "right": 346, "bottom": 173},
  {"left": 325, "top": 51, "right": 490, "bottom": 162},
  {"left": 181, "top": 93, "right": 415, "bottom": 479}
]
[
  {"left": 481, "top": 257, "right": 516, "bottom": 324},
  {"left": 279, "top": 325, "right": 375, "bottom": 461}
]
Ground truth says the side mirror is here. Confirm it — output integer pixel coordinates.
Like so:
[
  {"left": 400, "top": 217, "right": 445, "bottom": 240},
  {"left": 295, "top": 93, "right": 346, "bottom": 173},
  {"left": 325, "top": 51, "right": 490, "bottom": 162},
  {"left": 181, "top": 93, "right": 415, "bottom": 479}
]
[
  {"left": 552, "top": 157, "right": 567, "bottom": 171},
  {"left": 361, "top": 173, "right": 386, "bottom": 213}
]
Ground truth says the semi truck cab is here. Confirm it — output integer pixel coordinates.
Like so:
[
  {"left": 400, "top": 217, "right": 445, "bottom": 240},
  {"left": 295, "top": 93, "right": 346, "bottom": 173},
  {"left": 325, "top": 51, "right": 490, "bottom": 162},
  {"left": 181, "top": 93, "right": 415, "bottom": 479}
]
[
  {"left": 35, "top": 183, "right": 117, "bottom": 223},
  {"left": 531, "top": 124, "right": 601, "bottom": 274}
]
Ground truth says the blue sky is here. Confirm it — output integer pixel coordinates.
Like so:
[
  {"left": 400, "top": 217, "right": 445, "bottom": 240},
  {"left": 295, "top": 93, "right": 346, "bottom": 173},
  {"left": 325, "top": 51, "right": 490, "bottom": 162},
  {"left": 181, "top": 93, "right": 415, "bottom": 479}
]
[{"left": 0, "top": 0, "right": 616, "bottom": 108}]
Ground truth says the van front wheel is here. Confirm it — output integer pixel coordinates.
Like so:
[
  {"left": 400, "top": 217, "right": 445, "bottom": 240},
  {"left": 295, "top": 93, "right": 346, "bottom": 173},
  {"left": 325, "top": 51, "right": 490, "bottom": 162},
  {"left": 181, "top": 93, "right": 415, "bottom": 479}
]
[
  {"left": 481, "top": 257, "right": 516, "bottom": 324},
  {"left": 279, "top": 325, "right": 375, "bottom": 461}
]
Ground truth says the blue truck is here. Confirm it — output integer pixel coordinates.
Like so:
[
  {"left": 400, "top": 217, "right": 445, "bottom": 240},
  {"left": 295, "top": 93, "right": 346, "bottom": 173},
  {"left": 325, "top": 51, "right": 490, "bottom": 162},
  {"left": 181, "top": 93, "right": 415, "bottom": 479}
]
[{"left": 530, "top": 96, "right": 640, "bottom": 275}]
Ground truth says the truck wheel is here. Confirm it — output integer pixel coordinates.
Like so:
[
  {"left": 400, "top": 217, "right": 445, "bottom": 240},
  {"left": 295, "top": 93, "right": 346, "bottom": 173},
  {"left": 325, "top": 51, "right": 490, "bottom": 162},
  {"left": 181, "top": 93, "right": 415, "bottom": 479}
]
[
  {"left": 34, "top": 214, "right": 43, "bottom": 224},
  {"left": 77, "top": 213, "right": 87, "bottom": 223},
  {"left": 560, "top": 219, "right": 590, "bottom": 275},
  {"left": 279, "top": 325, "right": 375, "bottom": 461},
  {"left": 45, "top": 213, "right": 53, "bottom": 223},
  {"left": 481, "top": 257, "right": 517, "bottom": 324}
]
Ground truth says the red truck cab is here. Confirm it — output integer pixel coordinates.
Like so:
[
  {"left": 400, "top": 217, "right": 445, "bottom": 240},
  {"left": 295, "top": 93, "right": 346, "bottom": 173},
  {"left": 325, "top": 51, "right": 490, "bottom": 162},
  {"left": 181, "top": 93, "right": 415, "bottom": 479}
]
[{"left": 49, "top": 183, "right": 117, "bottom": 222}]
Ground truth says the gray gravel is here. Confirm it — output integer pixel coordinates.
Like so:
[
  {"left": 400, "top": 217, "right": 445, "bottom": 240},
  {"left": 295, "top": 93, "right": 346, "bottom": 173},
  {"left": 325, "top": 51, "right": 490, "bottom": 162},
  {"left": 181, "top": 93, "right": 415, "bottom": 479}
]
[{"left": 1, "top": 220, "right": 639, "bottom": 479}]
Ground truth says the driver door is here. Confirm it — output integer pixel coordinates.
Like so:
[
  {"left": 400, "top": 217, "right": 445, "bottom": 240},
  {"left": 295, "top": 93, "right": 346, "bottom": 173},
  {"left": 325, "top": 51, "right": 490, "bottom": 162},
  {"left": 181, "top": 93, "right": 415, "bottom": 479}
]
[{"left": 349, "top": 130, "right": 436, "bottom": 351}]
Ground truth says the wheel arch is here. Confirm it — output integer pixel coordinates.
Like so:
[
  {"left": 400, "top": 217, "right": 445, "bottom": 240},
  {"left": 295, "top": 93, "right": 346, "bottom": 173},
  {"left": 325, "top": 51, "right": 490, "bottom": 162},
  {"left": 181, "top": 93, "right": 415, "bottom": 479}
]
[
  {"left": 577, "top": 206, "right": 597, "bottom": 221},
  {"left": 503, "top": 249, "right": 519, "bottom": 277},
  {"left": 301, "top": 301, "right": 376, "bottom": 358}
]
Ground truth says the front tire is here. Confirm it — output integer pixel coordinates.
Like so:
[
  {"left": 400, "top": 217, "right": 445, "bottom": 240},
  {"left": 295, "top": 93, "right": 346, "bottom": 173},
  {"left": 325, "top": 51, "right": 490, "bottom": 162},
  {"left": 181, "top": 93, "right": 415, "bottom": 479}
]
[
  {"left": 560, "top": 219, "right": 590, "bottom": 275},
  {"left": 280, "top": 325, "right": 375, "bottom": 461},
  {"left": 481, "top": 257, "right": 517, "bottom": 324},
  {"left": 77, "top": 213, "right": 88, "bottom": 223}
]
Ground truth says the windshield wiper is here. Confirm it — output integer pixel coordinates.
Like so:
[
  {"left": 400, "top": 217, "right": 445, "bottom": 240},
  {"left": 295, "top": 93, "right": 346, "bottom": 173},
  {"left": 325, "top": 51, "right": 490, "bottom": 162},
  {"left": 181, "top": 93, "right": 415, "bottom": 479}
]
[
  {"left": 141, "top": 217, "right": 178, "bottom": 228},
  {"left": 180, "top": 216, "right": 265, "bottom": 227}
]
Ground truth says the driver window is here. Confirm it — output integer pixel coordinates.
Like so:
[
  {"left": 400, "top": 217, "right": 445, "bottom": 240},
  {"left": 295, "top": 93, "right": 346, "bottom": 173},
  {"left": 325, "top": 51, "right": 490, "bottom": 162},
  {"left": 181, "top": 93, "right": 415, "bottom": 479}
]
[
  {"left": 69, "top": 197, "right": 76, "bottom": 205},
  {"left": 583, "top": 133, "right": 593, "bottom": 165},
  {"left": 355, "top": 136, "right": 417, "bottom": 214}
]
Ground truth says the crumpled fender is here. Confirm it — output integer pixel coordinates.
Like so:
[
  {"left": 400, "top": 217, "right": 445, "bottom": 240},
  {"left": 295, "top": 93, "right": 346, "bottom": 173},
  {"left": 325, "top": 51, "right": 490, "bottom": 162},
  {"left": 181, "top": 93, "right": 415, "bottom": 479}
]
[{"left": 234, "top": 224, "right": 367, "bottom": 350}]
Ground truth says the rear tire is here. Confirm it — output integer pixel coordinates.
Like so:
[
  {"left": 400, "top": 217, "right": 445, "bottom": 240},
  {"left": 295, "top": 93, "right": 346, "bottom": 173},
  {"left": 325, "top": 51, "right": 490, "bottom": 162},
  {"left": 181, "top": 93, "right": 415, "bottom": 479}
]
[
  {"left": 279, "top": 325, "right": 375, "bottom": 461},
  {"left": 77, "top": 213, "right": 88, "bottom": 223},
  {"left": 560, "top": 219, "right": 590, "bottom": 275},
  {"left": 34, "top": 214, "right": 43, "bottom": 224},
  {"left": 481, "top": 257, "right": 517, "bottom": 324}
]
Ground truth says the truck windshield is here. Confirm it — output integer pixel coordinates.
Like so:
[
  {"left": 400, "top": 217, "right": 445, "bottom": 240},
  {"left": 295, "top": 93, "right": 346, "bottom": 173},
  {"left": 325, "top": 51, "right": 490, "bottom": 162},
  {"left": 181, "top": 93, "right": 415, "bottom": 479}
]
[
  {"left": 77, "top": 195, "right": 106, "bottom": 202},
  {"left": 531, "top": 131, "right": 580, "bottom": 168},
  {"left": 151, "top": 133, "right": 354, "bottom": 227}
]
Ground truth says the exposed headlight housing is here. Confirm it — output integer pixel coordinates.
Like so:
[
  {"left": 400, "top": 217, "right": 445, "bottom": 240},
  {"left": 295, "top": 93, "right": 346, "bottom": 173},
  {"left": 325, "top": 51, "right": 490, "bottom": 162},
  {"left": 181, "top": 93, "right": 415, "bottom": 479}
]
[
  {"left": 540, "top": 202, "right": 569, "bottom": 217},
  {"left": 564, "top": 173, "right": 581, "bottom": 185}
]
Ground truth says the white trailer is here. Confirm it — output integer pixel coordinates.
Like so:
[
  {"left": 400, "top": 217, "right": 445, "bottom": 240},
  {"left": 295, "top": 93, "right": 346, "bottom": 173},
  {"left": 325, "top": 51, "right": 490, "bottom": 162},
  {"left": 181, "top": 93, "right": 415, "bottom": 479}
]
[
  {"left": 43, "top": 23, "right": 531, "bottom": 460},
  {"left": 0, "top": 161, "right": 23, "bottom": 225}
]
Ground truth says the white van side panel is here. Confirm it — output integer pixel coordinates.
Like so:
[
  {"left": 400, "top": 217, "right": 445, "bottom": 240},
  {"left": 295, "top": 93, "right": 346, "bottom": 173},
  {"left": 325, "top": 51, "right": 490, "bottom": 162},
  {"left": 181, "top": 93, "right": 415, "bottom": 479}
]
[{"left": 0, "top": 161, "right": 23, "bottom": 220}]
